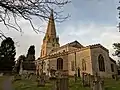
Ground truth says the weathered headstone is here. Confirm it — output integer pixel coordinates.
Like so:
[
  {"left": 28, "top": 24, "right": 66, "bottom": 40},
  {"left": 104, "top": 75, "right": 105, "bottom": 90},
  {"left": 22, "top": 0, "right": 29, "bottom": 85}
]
[
  {"left": 51, "top": 77, "right": 69, "bottom": 90},
  {"left": 115, "top": 74, "right": 118, "bottom": 81},
  {"left": 44, "top": 75, "right": 49, "bottom": 82},
  {"left": 92, "top": 80, "right": 99, "bottom": 90},
  {"left": 74, "top": 73, "right": 77, "bottom": 82},
  {"left": 10, "top": 76, "right": 15, "bottom": 83},
  {"left": 84, "top": 74, "right": 87, "bottom": 86},
  {"left": 90, "top": 75, "right": 95, "bottom": 88},
  {"left": 99, "top": 79, "right": 104, "bottom": 90},
  {"left": 37, "top": 74, "right": 45, "bottom": 87},
  {"left": 92, "top": 74, "right": 104, "bottom": 90},
  {"left": 82, "top": 72, "right": 85, "bottom": 86},
  {"left": 51, "top": 70, "right": 69, "bottom": 90},
  {"left": 88, "top": 74, "right": 91, "bottom": 87},
  {"left": 82, "top": 73, "right": 90, "bottom": 87},
  {"left": 59, "top": 77, "right": 69, "bottom": 90},
  {"left": 14, "top": 74, "right": 21, "bottom": 81},
  {"left": 52, "top": 70, "right": 56, "bottom": 77}
]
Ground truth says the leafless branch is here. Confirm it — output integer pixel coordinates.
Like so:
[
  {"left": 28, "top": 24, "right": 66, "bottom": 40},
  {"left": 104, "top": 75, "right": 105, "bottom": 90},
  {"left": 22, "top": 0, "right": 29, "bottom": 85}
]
[{"left": 0, "top": 0, "right": 71, "bottom": 35}]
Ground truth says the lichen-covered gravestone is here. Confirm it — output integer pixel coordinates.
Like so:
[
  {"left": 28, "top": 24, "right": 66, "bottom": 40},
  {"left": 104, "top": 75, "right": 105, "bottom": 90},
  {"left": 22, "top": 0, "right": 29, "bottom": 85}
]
[
  {"left": 14, "top": 74, "right": 21, "bottom": 81},
  {"left": 90, "top": 75, "right": 95, "bottom": 88},
  {"left": 59, "top": 77, "right": 69, "bottom": 90},
  {"left": 44, "top": 75, "right": 49, "bottom": 82},
  {"left": 37, "top": 74, "right": 45, "bottom": 87},
  {"left": 92, "top": 75, "right": 104, "bottom": 90},
  {"left": 82, "top": 72, "right": 85, "bottom": 86},
  {"left": 82, "top": 73, "right": 90, "bottom": 87},
  {"left": 51, "top": 71, "right": 69, "bottom": 90},
  {"left": 115, "top": 74, "right": 118, "bottom": 81},
  {"left": 99, "top": 79, "right": 104, "bottom": 90}
]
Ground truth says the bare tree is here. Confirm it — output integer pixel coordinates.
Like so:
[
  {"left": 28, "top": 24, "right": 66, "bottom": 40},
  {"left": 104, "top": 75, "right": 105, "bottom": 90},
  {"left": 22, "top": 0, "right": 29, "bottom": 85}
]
[{"left": 0, "top": 0, "right": 70, "bottom": 35}]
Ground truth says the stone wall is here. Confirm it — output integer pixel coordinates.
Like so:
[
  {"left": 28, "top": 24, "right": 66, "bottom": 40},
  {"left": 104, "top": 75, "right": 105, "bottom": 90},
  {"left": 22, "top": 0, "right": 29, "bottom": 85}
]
[
  {"left": 90, "top": 47, "right": 116, "bottom": 78},
  {"left": 68, "top": 48, "right": 92, "bottom": 76},
  {"left": 50, "top": 45, "right": 77, "bottom": 55},
  {"left": 38, "top": 44, "right": 117, "bottom": 78},
  {"left": 110, "top": 59, "right": 118, "bottom": 78},
  {"left": 46, "top": 54, "right": 69, "bottom": 71}
]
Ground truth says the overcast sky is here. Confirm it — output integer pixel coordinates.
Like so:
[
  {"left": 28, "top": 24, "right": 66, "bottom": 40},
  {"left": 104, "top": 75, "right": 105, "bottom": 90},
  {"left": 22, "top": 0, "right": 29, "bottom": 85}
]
[{"left": 0, "top": 0, "right": 120, "bottom": 61}]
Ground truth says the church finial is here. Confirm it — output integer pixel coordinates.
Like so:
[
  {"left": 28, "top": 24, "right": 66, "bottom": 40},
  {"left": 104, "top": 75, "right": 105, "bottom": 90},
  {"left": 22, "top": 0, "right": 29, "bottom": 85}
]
[
  {"left": 50, "top": 9, "right": 53, "bottom": 16},
  {"left": 49, "top": 9, "right": 54, "bottom": 21}
]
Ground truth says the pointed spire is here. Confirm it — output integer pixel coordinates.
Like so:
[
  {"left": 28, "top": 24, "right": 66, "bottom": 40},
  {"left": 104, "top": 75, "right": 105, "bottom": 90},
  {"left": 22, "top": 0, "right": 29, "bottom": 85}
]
[{"left": 44, "top": 9, "right": 56, "bottom": 40}]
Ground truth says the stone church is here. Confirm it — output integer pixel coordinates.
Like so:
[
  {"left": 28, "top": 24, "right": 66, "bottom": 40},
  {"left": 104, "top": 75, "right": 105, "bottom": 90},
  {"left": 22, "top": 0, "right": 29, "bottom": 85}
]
[{"left": 36, "top": 10, "right": 117, "bottom": 78}]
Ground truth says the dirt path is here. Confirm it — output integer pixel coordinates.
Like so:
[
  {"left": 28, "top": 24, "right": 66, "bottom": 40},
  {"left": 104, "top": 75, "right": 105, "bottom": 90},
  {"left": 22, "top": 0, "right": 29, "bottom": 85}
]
[{"left": 2, "top": 76, "right": 14, "bottom": 90}]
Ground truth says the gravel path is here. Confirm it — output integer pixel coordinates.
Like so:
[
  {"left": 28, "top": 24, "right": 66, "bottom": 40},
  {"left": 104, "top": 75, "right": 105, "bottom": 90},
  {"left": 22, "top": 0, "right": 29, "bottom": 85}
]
[{"left": 2, "top": 76, "right": 14, "bottom": 90}]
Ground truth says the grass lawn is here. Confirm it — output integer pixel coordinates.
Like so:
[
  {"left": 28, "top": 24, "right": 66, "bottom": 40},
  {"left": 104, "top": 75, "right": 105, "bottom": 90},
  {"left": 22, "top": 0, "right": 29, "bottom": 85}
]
[
  {"left": 104, "top": 79, "right": 120, "bottom": 90},
  {"left": 0, "top": 76, "right": 120, "bottom": 90}
]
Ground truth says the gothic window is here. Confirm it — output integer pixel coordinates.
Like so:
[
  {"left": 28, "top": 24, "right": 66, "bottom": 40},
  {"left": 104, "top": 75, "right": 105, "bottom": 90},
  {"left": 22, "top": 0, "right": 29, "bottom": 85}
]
[
  {"left": 82, "top": 59, "right": 86, "bottom": 71},
  {"left": 111, "top": 64, "right": 114, "bottom": 72},
  {"left": 98, "top": 54, "right": 105, "bottom": 72},
  {"left": 57, "top": 58, "right": 63, "bottom": 70},
  {"left": 71, "top": 61, "right": 75, "bottom": 71}
]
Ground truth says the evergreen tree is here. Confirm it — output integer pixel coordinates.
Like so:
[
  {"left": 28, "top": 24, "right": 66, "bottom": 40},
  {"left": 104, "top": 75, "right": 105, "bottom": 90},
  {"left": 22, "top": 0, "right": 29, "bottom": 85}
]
[
  {"left": 113, "top": 43, "right": 120, "bottom": 68},
  {"left": 0, "top": 37, "right": 16, "bottom": 72},
  {"left": 113, "top": 43, "right": 120, "bottom": 57},
  {"left": 23, "top": 45, "right": 36, "bottom": 70},
  {"left": 26, "top": 45, "right": 35, "bottom": 60}
]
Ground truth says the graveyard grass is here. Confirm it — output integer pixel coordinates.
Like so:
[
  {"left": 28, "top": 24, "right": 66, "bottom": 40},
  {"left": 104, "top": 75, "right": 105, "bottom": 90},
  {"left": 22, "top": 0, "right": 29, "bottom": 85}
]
[{"left": 0, "top": 76, "right": 120, "bottom": 90}]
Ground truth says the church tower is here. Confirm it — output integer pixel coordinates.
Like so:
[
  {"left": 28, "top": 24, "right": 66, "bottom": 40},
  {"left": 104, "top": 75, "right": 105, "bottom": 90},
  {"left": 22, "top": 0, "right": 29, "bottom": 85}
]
[{"left": 40, "top": 10, "right": 60, "bottom": 57}]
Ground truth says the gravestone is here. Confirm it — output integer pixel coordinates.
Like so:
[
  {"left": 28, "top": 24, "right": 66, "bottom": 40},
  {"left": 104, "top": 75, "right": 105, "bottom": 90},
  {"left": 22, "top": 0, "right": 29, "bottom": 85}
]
[
  {"left": 51, "top": 77, "right": 69, "bottom": 90},
  {"left": 45, "top": 75, "right": 49, "bottom": 82},
  {"left": 82, "top": 72, "right": 85, "bottom": 86},
  {"left": 93, "top": 74, "right": 100, "bottom": 90},
  {"left": 84, "top": 74, "right": 88, "bottom": 86},
  {"left": 74, "top": 73, "right": 77, "bottom": 82},
  {"left": 92, "top": 74, "right": 104, "bottom": 90},
  {"left": 11, "top": 76, "right": 15, "bottom": 83},
  {"left": 51, "top": 70, "right": 69, "bottom": 90},
  {"left": 82, "top": 73, "right": 90, "bottom": 87},
  {"left": 14, "top": 74, "right": 21, "bottom": 81},
  {"left": 99, "top": 79, "right": 104, "bottom": 90},
  {"left": 59, "top": 77, "right": 69, "bottom": 90},
  {"left": 37, "top": 74, "right": 45, "bottom": 87},
  {"left": 88, "top": 74, "right": 91, "bottom": 87},
  {"left": 92, "top": 80, "right": 99, "bottom": 90},
  {"left": 90, "top": 75, "right": 95, "bottom": 88},
  {"left": 115, "top": 74, "right": 118, "bottom": 81},
  {"left": 51, "top": 77, "right": 57, "bottom": 90}
]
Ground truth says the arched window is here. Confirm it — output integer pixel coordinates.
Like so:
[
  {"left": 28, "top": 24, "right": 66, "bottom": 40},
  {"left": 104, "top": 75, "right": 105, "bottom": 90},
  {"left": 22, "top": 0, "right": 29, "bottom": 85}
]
[
  {"left": 57, "top": 58, "right": 63, "bottom": 70},
  {"left": 82, "top": 59, "right": 86, "bottom": 71},
  {"left": 98, "top": 54, "right": 105, "bottom": 71}
]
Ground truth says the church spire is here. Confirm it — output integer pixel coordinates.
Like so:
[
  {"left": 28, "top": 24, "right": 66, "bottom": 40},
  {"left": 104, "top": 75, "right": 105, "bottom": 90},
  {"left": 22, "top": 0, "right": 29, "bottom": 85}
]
[
  {"left": 45, "top": 9, "right": 56, "bottom": 38},
  {"left": 40, "top": 9, "right": 60, "bottom": 57}
]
